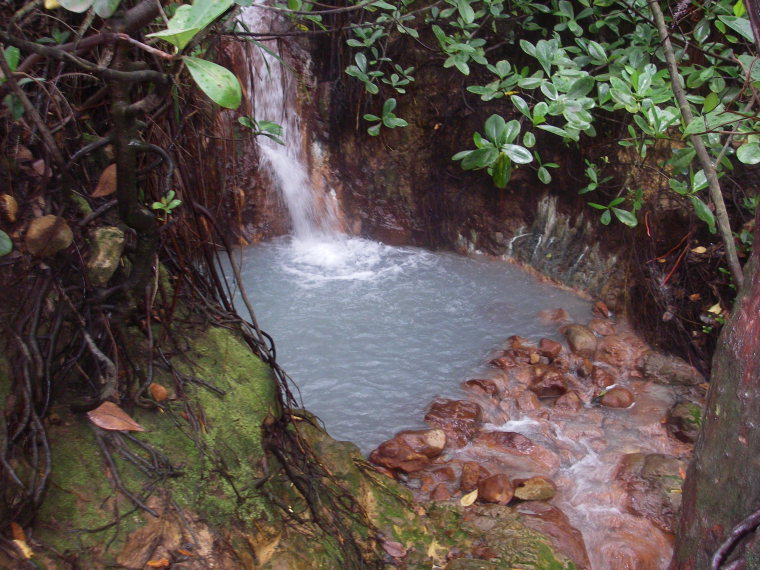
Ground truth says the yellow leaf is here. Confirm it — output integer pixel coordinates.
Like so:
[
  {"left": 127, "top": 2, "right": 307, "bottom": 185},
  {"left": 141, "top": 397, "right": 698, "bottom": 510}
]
[
  {"left": 12, "top": 539, "right": 33, "bottom": 559},
  {"left": 44, "top": 0, "right": 60, "bottom": 8},
  {"left": 460, "top": 488, "right": 478, "bottom": 506},
  {"left": 691, "top": 246, "right": 707, "bottom": 254},
  {"left": 427, "top": 538, "right": 445, "bottom": 560},
  {"left": 0, "top": 194, "right": 18, "bottom": 223},
  {"left": 707, "top": 303, "right": 722, "bottom": 314}
]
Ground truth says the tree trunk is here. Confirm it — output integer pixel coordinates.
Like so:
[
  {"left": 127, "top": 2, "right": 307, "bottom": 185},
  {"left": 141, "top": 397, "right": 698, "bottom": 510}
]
[{"left": 672, "top": 208, "right": 760, "bottom": 568}]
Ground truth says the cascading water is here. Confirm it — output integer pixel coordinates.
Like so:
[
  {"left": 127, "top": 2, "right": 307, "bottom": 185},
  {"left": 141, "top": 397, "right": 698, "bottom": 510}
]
[{"left": 233, "top": 5, "right": 692, "bottom": 569}]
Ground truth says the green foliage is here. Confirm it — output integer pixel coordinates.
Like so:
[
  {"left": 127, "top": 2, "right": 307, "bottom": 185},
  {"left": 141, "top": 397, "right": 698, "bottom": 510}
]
[
  {"left": 363, "top": 98, "right": 408, "bottom": 136},
  {"left": 238, "top": 116, "right": 285, "bottom": 145},
  {"left": 337, "top": 0, "right": 760, "bottom": 231},
  {"left": 151, "top": 190, "right": 182, "bottom": 220},
  {"left": 146, "top": 0, "right": 234, "bottom": 51},
  {"left": 182, "top": 55, "right": 242, "bottom": 109}
]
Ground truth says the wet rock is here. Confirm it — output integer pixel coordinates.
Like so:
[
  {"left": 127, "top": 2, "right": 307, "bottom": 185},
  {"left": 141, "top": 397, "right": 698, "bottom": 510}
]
[
  {"left": 561, "top": 324, "right": 597, "bottom": 358},
  {"left": 513, "top": 476, "right": 557, "bottom": 501},
  {"left": 529, "top": 369, "right": 568, "bottom": 398},
  {"left": 26, "top": 215, "right": 73, "bottom": 257},
  {"left": 507, "top": 335, "right": 535, "bottom": 351},
  {"left": 460, "top": 461, "right": 490, "bottom": 492},
  {"left": 424, "top": 399, "right": 483, "bottom": 447},
  {"left": 642, "top": 352, "right": 705, "bottom": 386},
  {"left": 87, "top": 226, "right": 126, "bottom": 287},
  {"left": 537, "top": 308, "right": 571, "bottom": 325},
  {"left": 595, "top": 334, "right": 631, "bottom": 368},
  {"left": 430, "top": 483, "right": 452, "bottom": 501},
  {"left": 430, "top": 466, "right": 457, "bottom": 483},
  {"left": 517, "top": 502, "right": 590, "bottom": 569},
  {"left": 574, "top": 356, "right": 594, "bottom": 377},
  {"left": 600, "top": 386, "right": 634, "bottom": 408},
  {"left": 538, "top": 338, "right": 563, "bottom": 359},
  {"left": 617, "top": 453, "right": 685, "bottom": 533},
  {"left": 477, "top": 474, "right": 514, "bottom": 505},
  {"left": 474, "top": 431, "right": 560, "bottom": 474},
  {"left": 515, "top": 391, "right": 541, "bottom": 412},
  {"left": 489, "top": 356, "right": 518, "bottom": 370},
  {"left": 665, "top": 400, "right": 703, "bottom": 443},
  {"left": 590, "top": 366, "right": 616, "bottom": 389},
  {"left": 369, "top": 439, "right": 430, "bottom": 473},
  {"left": 463, "top": 378, "right": 500, "bottom": 397},
  {"left": 587, "top": 317, "right": 616, "bottom": 336},
  {"left": 592, "top": 300, "right": 611, "bottom": 318},
  {"left": 554, "top": 390, "right": 583, "bottom": 412},
  {"left": 396, "top": 429, "right": 447, "bottom": 458}
]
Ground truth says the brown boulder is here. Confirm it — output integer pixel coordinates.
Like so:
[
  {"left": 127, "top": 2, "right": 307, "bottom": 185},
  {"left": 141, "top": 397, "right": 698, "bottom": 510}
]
[
  {"left": 595, "top": 334, "right": 631, "bottom": 368},
  {"left": 369, "top": 439, "right": 429, "bottom": 473},
  {"left": 600, "top": 386, "right": 634, "bottom": 408},
  {"left": 460, "top": 461, "right": 490, "bottom": 492},
  {"left": 561, "top": 324, "right": 597, "bottom": 358},
  {"left": 517, "top": 502, "right": 590, "bottom": 569},
  {"left": 425, "top": 399, "right": 483, "bottom": 446},
  {"left": 477, "top": 474, "right": 514, "bottom": 505},
  {"left": 642, "top": 352, "right": 705, "bottom": 386},
  {"left": 396, "top": 429, "right": 447, "bottom": 458},
  {"left": 474, "top": 431, "right": 560, "bottom": 474},
  {"left": 513, "top": 476, "right": 557, "bottom": 501}
]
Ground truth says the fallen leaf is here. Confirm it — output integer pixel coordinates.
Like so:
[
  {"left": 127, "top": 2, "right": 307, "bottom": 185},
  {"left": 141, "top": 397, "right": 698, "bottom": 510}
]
[
  {"left": 382, "top": 540, "right": 407, "bottom": 558},
  {"left": 31, "top": 159, "right": 49, "bottom": 177},
  {"left": 176, "top": 548, "right": 193, "bottom": 556},
  {"left": 12, "top": 539, "right": 33, "bottom": 559},
  {"left": 1, "top": 194, "right": 18, "bottom": 223},
  {"left": 149, "top": 382, "right": 168, "bottom": 402},
  {"left": 10, "top": 522, "right": 25, "bottom": 541},
  {"left": 92, "top": 164, "right": 117, "bottom": 198},
  {"left": 427, "top": 538, "right": 445, "bottom": 560},
  {"left": 14, "top": 146, "right": 33, "bottom": 162},
  {"left": 146, "top": 558, "right": 170, "bottom": 568},
  {"left": 707, "top": 302, "right": 722, "bottom": 315},
  {"left": 688, "top": 293, "right": 701, "bottom": 301},
  {"left": 87, "top": 401, "right": 146, "bottom": 432},
  {"left": 25, "top": 215, "right": 73, "bottom": 257},
  {"left": 460, "top": 488, "right": 478, "bottom": 507},
  {"left": 44, "top": 0, "right": 61, "bottom": 8},
  {"left": 691, "top": 246, "right": 707, "bottom": 254}
]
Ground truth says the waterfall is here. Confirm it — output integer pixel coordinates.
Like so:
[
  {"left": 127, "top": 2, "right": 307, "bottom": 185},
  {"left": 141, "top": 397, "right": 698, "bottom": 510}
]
[{"left": 240, "top": 4, "right": 340, "bottom": 240}]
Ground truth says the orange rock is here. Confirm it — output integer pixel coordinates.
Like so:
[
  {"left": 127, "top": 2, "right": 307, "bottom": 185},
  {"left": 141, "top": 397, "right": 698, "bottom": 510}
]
[
  {"left": 396, "top": 429, "right": 447, "bottom": 458},
  {"left": 424, "top": 399, "right": 483, "bottom": 447},
  {"left": 601, "top": 386, "right": 635, "bottom": 408},
  {"left": 460, "top": 461, "right": 490, "bottom": 492},
  {"left": 369, "top": 439, "right": 430, "bottom": 473},
  {"left": 538, "top": 338, "right": 563, "bottom": 359},
  {"left": 477, "top": 474, "right": 514, "bottom": 505},
  {"left": 430, "top": 483, "right": 452, "bottom": 501}
]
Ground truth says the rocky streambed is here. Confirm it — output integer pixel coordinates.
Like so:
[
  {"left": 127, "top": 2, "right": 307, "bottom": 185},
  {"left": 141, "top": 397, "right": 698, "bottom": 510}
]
[{"left": 369, "top": 303, "right": 706, "bottom": 569}]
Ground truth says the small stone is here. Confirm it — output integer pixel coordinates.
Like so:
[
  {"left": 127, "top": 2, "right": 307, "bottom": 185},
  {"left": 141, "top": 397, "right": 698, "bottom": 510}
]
[
  {"left": 513, "top": 476, "right": 557, "bottom": 501},
  {"left": 538, "top": 338, "right": 563, "bottom": 359},
  {"left": 561, "top": 324, "right": 598, "bottom": 359},
  {"left": 430, "top": 483, "right": 452, "bottom": 501},
  {"left": 460, "top": 461, "right": 490, "bottom": 492},
  {"left": 87, "top": 226, "right": 126, "bottom": 287},
  {"left": 477, "top": 474, "right": 514, "bottom": 505},
  {"left": 642, "top": 352, "right": 705, "bottom": 386},
  {"left": 424, "top": 399, "right": 483, "bottom": 447},
  {"left": 600, "top": 386, "right": 635, "bottom": 408},
  {"left": 396, "top": 429, "right": 447, "bottom": 458},
  {"left": 463, "top": 378, "right": 499, "bottom": 397},
  {"left": 592, "top": 301, "right": 611, "bottom": 318},
  {"left": 554, "top": 390, "right": 583, "bottom": 411},
  {"left": 529, "top": 371, "right": 568, "bottom": 398},
  {"left": 588, "top": 318, "right": 616, "bottom": 336},
  {"left": 25, "top": 215, "right": 73, "bottom": 257},
  {"left": 369, "top": 439, "right": 430, "bottom": 473},
  {"left": 665, "top": 400, "right": 703, "bottom": 443},
  {"left": 590, "top": 366, "right": 616, "bottom": 389}
]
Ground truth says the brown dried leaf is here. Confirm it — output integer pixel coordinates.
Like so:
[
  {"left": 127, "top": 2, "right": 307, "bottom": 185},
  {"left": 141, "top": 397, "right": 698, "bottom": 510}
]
[
  {"left": 31, "top": 159, "right": 50, "bottom": 177},
  {"left": 149, "top": 382, "right": 168, "bottom": 402},
  {"left": 92, "top": 164, "right": 117, "bottom": 198},
  {"left": 146, "top": 559, "right": 170, "bottom": 568},
  {"left": 459, "top": 488, "right": 478, "bottom": 507},
  {"left": 87, "top": 401, "right": 146, "bottom": 432},
  {"left": 10, "top": 522, "right": 25, "bottom": 542},
  {"left": 382, "top": 540, "right": 407, "bottom": 558},
  {"left": 0, "top": 194, "right": 18, "bottom": 223},
  {"left": 12, "top": 539, "right": 33, "bottom": 560},
  {"left": 14, "top": 146, "right": 33, "bottom": 162}
]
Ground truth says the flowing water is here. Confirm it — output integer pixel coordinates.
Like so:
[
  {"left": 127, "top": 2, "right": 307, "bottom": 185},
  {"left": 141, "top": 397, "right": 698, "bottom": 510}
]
[{"left": 234, "top": 5, "right": 689, "bottom": 568}]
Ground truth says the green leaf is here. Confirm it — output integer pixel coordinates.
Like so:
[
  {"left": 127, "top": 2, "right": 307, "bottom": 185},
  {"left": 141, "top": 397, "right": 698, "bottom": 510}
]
[
  {"left": 511, "top": 95, "right": 531, "bottom": 118},
  {"left": 690, "top": 195, "right": 716, "bottom": 232},
  {"left": 147, "top": 0, "right": 233, "bottom": 50},
  {"left": 737, "top": 142, "right": 760, "bottom": 164},
  {"left": 183, "top": 56, "right": 242, "bottom": 109},
  {"left": 523, "top": 131, "right": 536, "bottom": 147},
  {"left": 567, "top": 75, "right": 595, "bottom": 98},
  {"left": 4, "top": 47, "right": 20, "bottom": 73},
  {"left": 600, "top": 209, "right": 612, "bottom": 225},
  {"left": 92, "top": 0, "right": 122, "bottom": 17},
  {"left": 502, "top": 144, "right": 533, "bottom": 164},
  {"left": 58, "top": 0, "right": 94, "bottom": 12},
  {"left": 703, "top": 92, "right": 719, "bottom": 113},
  {"left": 537, "top": 124, "right": 569, "bottom": 137},
  {"left": 367, "top": 123, "right": 381, "bottom": 136},
  {"left": 717, "top": 16, "right": 754, "bottom": 42},
  {"left": 484, "top": 114, "right": 506, "bottom": 145},
  {"left": 493, "top": 153, "right": 511, "bottom": 188},
  {"left": 0, "top": 230, "right": 12, "bottom": 257},
  {"left": 612, "top": 207, "right": 637, "bottom": 227},
  {"left": 587, "top": 40, "right": 607, "bottom": 63},
  {"left": 462, "top": 147, "right": 498, "bottom": 170},
  {"left": 538, "top": 166, "right": 552, "bottom": 184}
]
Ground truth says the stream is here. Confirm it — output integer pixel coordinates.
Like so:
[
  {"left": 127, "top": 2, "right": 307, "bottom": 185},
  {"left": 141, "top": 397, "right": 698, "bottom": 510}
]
[{"left": 232, "top": 4, "right": 692, "bottom": 567}]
